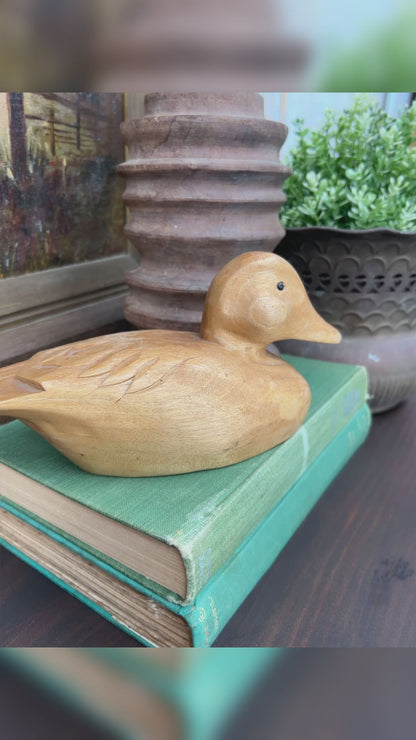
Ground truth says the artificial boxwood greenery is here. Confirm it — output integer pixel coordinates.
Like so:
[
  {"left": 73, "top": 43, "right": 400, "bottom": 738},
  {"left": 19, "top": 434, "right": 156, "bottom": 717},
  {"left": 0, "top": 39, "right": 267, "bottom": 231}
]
[{"left": 280, "top": 96, "right": 416, "bottom": 232}]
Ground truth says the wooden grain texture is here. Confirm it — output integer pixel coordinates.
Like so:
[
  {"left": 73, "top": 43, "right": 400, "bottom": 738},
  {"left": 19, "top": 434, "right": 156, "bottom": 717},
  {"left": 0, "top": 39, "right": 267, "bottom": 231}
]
[
  {"left": 1, "top": 393, "right": 415, "bottom": 647},
  {"left": 0, "top": 255, "right": 137, "bottom": 364},
  {"left": 0, "top": 319, "right": 131, "bottom": 426},
  {"left": 0, "top": 252, "right": 340, "bottom": 476},
  {"left": 0, "top": 255, "right": 136, "bottom": 317}
]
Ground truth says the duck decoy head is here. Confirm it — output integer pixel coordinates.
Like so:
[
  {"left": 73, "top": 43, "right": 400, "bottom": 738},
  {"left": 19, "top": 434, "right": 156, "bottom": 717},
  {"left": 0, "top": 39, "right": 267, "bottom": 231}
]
[{"left": 201, "top": 252, "right": 341, "bottom": 351}]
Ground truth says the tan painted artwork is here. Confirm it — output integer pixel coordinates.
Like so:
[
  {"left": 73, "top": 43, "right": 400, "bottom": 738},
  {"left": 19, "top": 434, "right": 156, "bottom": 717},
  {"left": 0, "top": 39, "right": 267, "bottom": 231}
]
[{"left": 0, "top": 93, "right": 126, "bottom": 277}]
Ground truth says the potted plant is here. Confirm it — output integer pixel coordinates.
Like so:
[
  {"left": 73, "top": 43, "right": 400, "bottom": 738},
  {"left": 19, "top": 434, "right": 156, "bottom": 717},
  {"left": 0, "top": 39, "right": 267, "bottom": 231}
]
[{"left": 276, "top": 96, "right": 416, "bottom": 412}]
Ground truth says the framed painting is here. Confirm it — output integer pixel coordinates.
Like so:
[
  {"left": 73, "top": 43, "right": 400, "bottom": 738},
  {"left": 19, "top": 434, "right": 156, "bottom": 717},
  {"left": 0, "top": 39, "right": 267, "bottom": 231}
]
[{"left": 0, "top": 92, "right": 137, "bottom": 363}]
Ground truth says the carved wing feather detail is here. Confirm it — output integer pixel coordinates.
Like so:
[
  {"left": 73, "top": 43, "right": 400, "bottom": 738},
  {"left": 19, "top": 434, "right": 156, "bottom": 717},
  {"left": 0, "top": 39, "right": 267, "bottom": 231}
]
[
  {"left": 13, "top": 334, "right": 202, "bottom": 404},
  {"left": 126, "top": 356, "right": 198, "bottom": 397},
  {"left": 101, "top": 357, "right": 159, "bottom": 389}
]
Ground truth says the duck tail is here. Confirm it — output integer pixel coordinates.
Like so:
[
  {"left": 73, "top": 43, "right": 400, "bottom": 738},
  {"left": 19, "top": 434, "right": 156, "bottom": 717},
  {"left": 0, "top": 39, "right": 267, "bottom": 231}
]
[{"left": 0, "top": 361, "right": 39, "bottom": 417}]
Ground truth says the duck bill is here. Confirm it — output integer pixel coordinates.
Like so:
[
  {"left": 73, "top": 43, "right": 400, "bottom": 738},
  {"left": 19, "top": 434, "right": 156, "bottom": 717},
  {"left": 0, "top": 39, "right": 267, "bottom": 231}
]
[{"left": 293, "top": 305, "right": 342, "bottom": 344}]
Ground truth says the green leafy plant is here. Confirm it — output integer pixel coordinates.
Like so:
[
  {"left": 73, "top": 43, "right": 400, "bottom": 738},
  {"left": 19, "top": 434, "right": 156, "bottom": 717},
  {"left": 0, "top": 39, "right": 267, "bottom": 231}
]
[{"left": 280, "top": 96, "right": 416, "bottom": 231}]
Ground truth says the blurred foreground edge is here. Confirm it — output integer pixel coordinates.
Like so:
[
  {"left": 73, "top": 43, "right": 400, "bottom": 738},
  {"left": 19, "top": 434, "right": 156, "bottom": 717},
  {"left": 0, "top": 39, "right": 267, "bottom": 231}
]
[
  {"left": 0, "top": 647, "right": 280, "bottom": 740},
  {"left": 2, "top": 649, "right": 416, "bottom": 740}
]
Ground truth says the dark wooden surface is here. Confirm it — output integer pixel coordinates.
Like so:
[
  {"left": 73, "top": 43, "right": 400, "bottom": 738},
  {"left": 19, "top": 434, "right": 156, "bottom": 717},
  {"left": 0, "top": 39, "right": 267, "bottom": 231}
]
[
  {"left": 1, "top": 393, "right": 416, "bottom": 647},
  {"left": 218, "top": 393, "right": 416, "bottom": 647},
  {"left": 222, "top": 649, "right": 416, "bottom": 740}
]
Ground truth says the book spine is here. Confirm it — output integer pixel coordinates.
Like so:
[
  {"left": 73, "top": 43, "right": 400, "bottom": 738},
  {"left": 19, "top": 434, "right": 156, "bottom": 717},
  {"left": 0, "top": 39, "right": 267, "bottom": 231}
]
[
  {"left": 182, "top": 366, "right": 368, "bottom": 603},
  {"left": 184, "top": 403, "right": 371, "bottom": 646},
  {"left": 0, "top": 533, "right": 159, "bottom": 648},
  {"left": 0, "top": 501, "right": 185, "bottom": 646}
]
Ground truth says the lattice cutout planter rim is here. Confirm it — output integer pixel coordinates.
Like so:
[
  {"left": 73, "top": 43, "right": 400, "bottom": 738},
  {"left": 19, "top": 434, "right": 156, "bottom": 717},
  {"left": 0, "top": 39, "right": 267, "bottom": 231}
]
[{"left": 276, "top": 226, "right": 416, "bottom": 413}]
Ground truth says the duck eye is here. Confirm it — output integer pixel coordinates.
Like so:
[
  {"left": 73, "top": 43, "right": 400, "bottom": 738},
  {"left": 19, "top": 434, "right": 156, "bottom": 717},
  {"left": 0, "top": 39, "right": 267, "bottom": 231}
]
[{"left": 277, "top": 281, "right": 285, "bottom": 291}]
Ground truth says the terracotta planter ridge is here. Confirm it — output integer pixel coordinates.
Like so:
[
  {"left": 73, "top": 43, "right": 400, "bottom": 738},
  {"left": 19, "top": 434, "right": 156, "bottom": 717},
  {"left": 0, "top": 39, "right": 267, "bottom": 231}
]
[{"left": 118, "top": 92, "right": 290, "bottom": 331}]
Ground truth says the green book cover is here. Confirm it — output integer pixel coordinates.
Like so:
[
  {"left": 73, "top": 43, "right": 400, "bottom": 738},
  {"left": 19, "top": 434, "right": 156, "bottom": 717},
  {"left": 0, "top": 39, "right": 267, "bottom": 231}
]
[
  {"left": 0, "top": 355, "right": 367, "bottom": 605},
  {"left": 0, "top": 404, "right": 371, "bottom": 646}
]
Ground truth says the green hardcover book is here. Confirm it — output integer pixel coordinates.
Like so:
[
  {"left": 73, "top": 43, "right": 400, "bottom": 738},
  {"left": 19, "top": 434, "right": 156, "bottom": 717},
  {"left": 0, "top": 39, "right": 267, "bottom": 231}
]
[
  {"left": 0, "top": 356, "right": 368, "bottom": 608},
  {"left": 1, "top": 647, "right": 280, "bottom": 740},
  {"left": 0, "top": 404, "right": 371, "bottom": 646}
]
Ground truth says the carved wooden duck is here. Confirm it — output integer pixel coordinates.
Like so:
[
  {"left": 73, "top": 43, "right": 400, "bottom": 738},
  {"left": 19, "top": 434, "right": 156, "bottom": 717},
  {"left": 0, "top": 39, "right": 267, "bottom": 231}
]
[{"left": 0, "top": 252, "right": 341, "bottom": 476}]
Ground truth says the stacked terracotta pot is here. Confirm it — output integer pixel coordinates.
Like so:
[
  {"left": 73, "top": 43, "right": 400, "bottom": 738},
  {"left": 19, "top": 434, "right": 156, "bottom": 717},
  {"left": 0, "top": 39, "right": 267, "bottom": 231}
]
[{"left": 118, "top": 93, "right": 290, "bottom": 330}]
